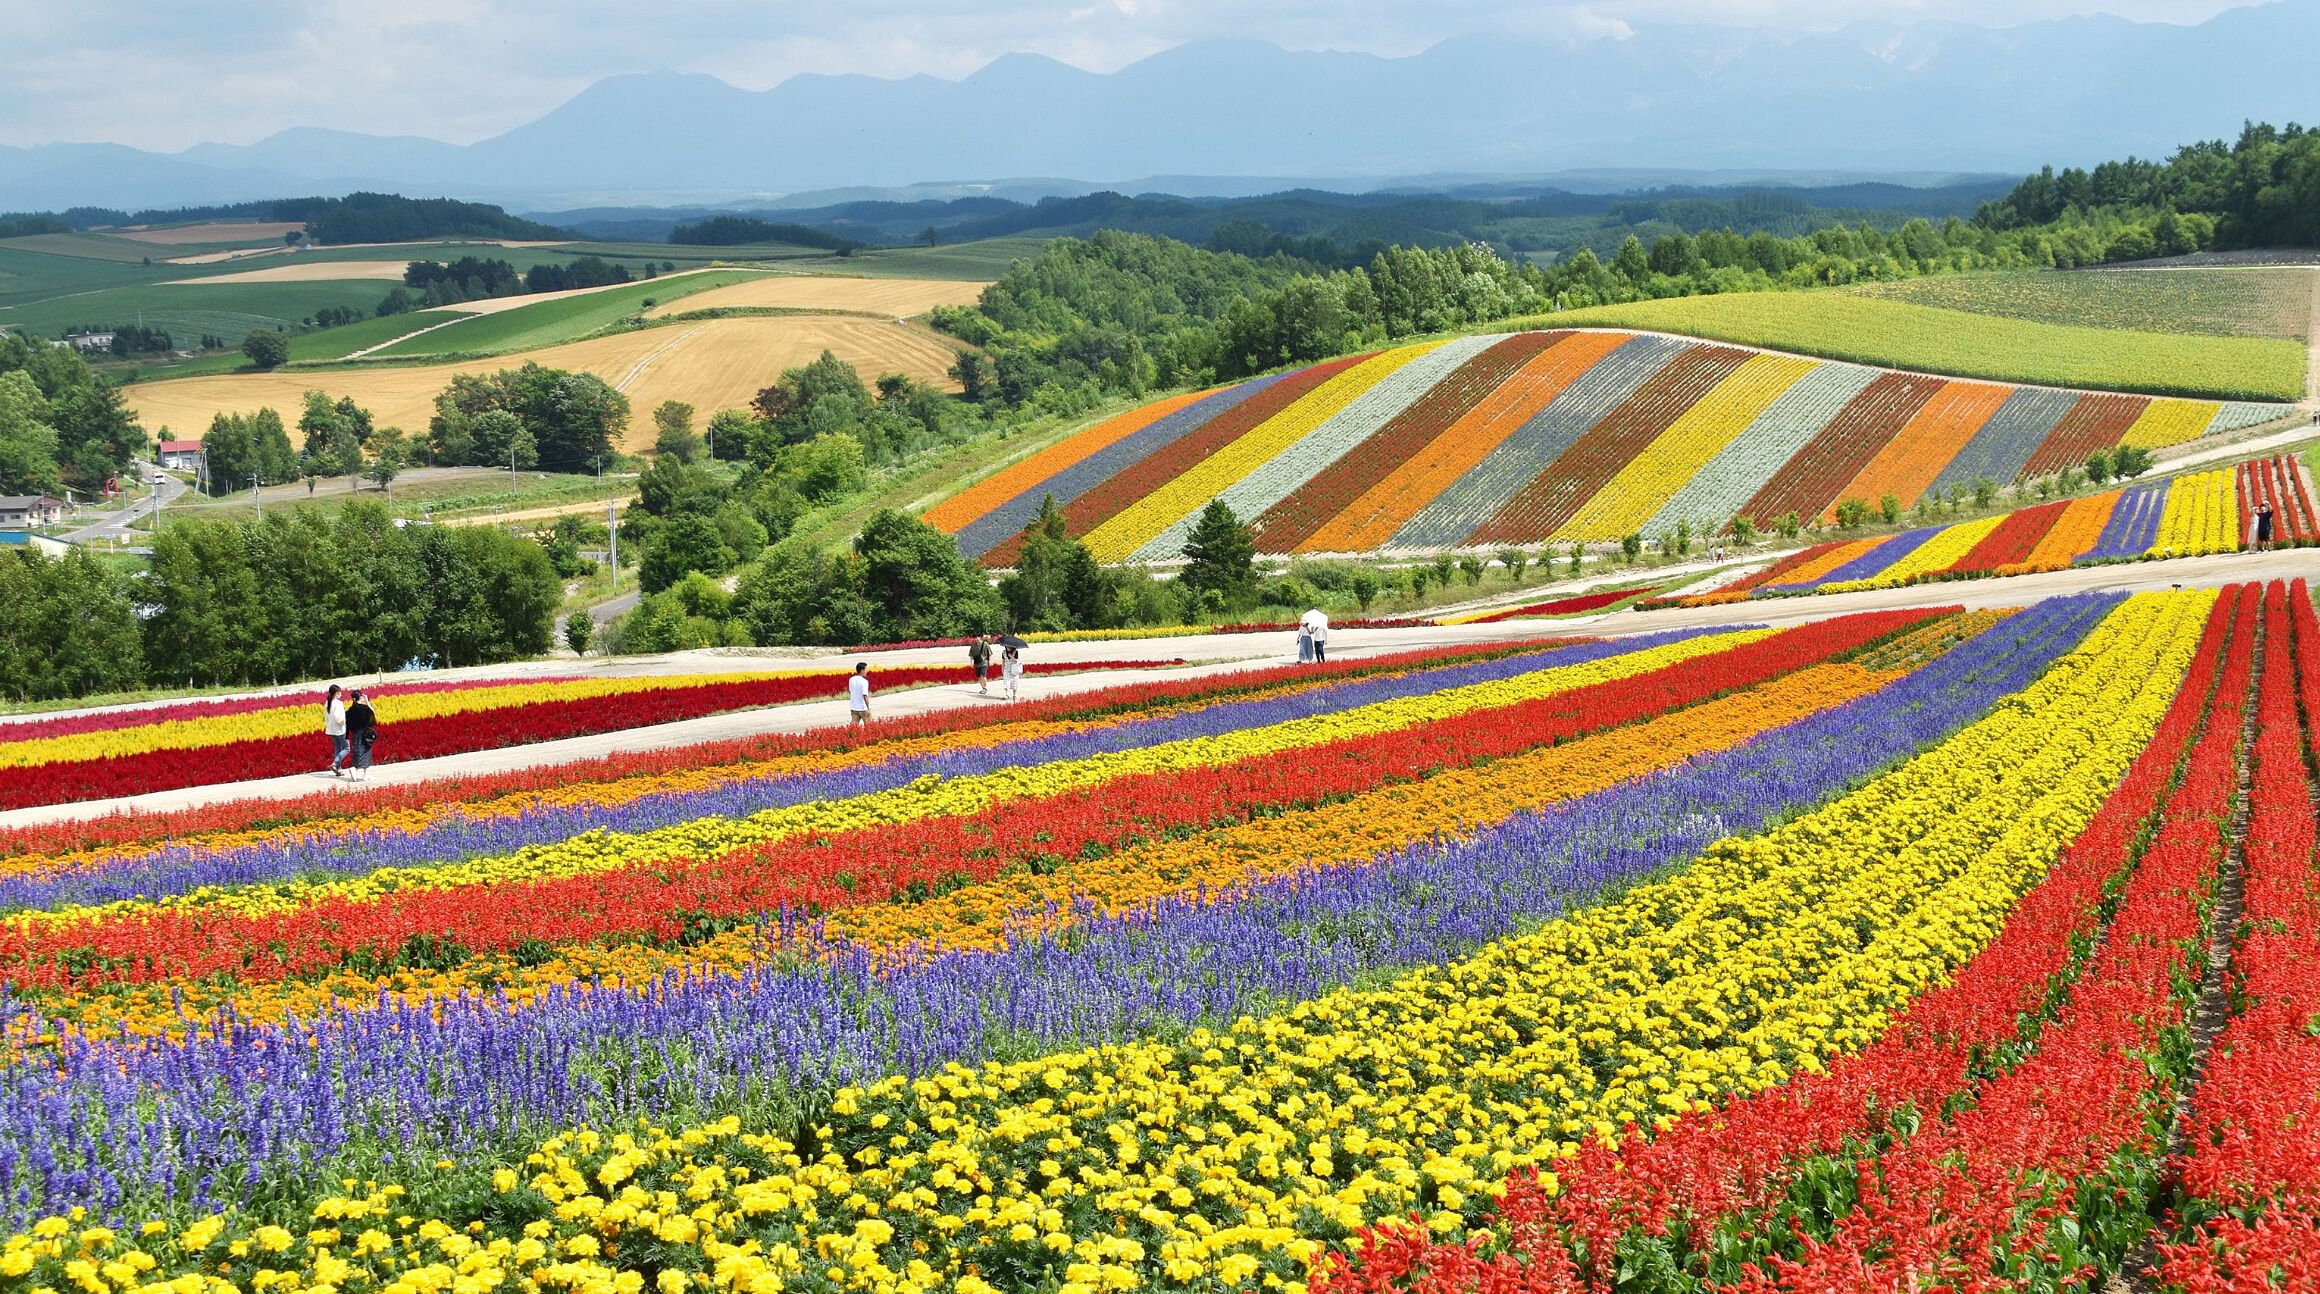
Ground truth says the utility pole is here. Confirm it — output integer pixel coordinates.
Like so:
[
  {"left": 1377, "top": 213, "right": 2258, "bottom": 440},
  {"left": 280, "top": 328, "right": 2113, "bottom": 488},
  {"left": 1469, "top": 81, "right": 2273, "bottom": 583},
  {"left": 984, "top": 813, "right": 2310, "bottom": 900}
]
[
  {"left": 607, "top": 498, "right": 619, "bottom": 592},
  {"left": 253, "top": 476, "right": 261, "bottom": 517}
]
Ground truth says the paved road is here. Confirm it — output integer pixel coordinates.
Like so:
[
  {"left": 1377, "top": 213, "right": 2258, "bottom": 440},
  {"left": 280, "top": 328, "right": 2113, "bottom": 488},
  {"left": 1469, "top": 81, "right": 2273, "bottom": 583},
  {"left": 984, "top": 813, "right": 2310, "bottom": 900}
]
[
  {"left": 59, "top": 463, "right": 184, "bottom": 542},
  {"left": 590, "top": 590, "right": 641, "bottom": 625},
  {"left": 7, "top": 546, "right": 2316, "bottom": 829}
]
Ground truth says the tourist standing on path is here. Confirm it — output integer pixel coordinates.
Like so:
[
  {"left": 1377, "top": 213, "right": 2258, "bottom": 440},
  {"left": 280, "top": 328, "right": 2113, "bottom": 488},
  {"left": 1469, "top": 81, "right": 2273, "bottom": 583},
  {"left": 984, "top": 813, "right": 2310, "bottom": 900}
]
[
  {"left": 322, "top": 684, "right": 350, "bottom": 776},
  {"left": 1302, "top": 608, "right": 1330, "bottom": 663},
  {"left": 2255, "top": 500, "right": 2276, "bottom": 551},
  {"left": 344, "top": 690, "right": 378, "bottom": 781},
  {"left": 1001, "top": 641, "right": 1024, "bottom": 701},
  {"left": 1296, "top": 621, "right": 1314, "bottom": 664},
  {"left": 848, "top": 661, "right": 872, "bottom": 725},
  {"left": 969, "top": 634, "right": 992, "bottom": 695}
]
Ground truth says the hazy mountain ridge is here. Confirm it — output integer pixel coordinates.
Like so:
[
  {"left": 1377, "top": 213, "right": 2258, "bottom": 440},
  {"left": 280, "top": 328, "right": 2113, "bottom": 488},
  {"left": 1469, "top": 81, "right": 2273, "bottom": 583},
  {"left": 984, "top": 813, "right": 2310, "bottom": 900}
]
[{"left": 3, "top": 3, "right": 2310, "bottom": 212}]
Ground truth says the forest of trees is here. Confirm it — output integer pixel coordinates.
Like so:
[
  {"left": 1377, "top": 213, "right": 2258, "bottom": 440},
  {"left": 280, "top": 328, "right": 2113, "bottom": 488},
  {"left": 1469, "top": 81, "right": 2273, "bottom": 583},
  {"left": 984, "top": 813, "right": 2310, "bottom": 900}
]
[
  {"left": 426, "top": 362, "right": 631, "bottom": 469},
  {"left": 372, "top": 255, "right": 644, "bottom": 318},
  {"left": 597, "top": 353, "right": 983, "bottom": 651},
  {"left": 746, "top": 351, "right": 959, "bottom": 466},
  {"left": 0, "top": 213, "right": 72, "bottom": 238},
  {"left": 198, "top": 407, "right": 296, "bottom": 492},
  {"left": 400, "top": 255, "right": 524, "bottom": 300},
  {"left": 0, "top": 331, "right": 147, "bottom": 494},
  {"left": 303, "top": 193, "right": 570, "bottom": 245},
  {"left": 0, "top": 505, "right": 560, "bottom": 700},
  {"left": 665, "top": 216, "right": 863, "bottom": 251},
  {"left": 524, "top": 256, "right": 633, "bottom": 293},
  {"left": 0, "top": 506, "right": 559, "bottom": 699},
  {"left": 1974, "top": 120, "right": 2320, "bottom": 255},
  {"left": 9, "top": 193, "right": 576, "bottom": 244},
  {"left": 199, "top": 391, "right": 411, "bottom": 497}
]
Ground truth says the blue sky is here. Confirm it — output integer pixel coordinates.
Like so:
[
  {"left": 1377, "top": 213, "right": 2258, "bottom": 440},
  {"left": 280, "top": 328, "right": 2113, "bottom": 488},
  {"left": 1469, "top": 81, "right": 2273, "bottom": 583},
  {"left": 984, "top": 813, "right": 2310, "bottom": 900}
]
[{"left": 2, "top": 0, "right": 2249, "bottom": 151}]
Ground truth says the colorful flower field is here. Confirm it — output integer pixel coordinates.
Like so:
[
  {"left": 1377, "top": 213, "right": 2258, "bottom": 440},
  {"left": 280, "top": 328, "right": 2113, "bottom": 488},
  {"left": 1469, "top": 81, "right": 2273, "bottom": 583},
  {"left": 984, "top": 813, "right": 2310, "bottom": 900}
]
[
  {"left": 1436, "top": 585, "right": 1663, "bottom": 625},
  {"left": 1651, "top": 453, "right": 2317, "bottom": 604},
  {"left": 5, "top": 575, "right": 2317, "bottom": 1294},
  {"left": 0, "top": 662, "right": 1183, "bottom": 811},
  {"left": 924, "top": 328, "right": 2286, "bottom": 561},
  {"left": 1313, "top": 579, "right": 2319, "bottom": 1294}
]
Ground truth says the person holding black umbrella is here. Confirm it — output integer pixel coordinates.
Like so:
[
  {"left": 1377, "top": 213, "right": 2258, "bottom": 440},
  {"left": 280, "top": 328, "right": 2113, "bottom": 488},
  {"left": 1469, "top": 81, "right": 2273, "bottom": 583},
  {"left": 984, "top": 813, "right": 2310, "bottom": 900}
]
[{"left": 998, "top": 634, "right": 1026, "bottom": 701}]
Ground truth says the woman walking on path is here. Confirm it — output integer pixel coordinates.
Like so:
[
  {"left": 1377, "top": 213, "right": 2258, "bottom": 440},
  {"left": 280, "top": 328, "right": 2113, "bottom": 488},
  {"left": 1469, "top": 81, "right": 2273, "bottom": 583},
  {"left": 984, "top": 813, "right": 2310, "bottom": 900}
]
[
  {"left": 322, "top": 684, "right": 350, "bottom": 776},
  {"left": 344, "top": 690, "right": 378, "bottom": 781},
  {"left": 969, "top": 634, "right": 992, "bottom": 695},
  {"left": 1001, "top": 641, "right": 1024, "bottom": 701},
  {"left": 1296, "top": 622, "right": 1314, "bottom": 664}
]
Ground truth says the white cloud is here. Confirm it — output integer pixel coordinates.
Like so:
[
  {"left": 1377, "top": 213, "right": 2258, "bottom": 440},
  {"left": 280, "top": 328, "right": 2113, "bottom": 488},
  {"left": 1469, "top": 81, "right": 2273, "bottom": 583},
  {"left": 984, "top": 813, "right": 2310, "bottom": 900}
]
[{"left": 0, "top": 0, "right": 2255, "bottom": 150}]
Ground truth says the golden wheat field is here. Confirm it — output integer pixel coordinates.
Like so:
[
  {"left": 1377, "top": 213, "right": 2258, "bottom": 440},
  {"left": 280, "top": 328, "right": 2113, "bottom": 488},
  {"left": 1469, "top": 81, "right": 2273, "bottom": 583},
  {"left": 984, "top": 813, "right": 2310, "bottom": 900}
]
[
  {"left": 124, "top": 316, "right": 966, "bottom": 450},
  {"left": 164, "top": 261, "right": 415, "bottom": 285},
  {"left": 642, "top": 275, "right": 986, "bottom": 318}
]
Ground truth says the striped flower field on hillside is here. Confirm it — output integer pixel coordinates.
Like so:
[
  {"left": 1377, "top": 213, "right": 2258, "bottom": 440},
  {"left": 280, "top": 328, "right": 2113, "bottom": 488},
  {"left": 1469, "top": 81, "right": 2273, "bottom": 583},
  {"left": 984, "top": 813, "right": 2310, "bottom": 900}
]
[
  {"left": 926, "top": 328, "right": 2286, "bottom": 562},
  {"left": 1667, "top": 453, "right": 2317, "bottom": 605},
  {"left": 4, "top": 581, "right": 2312, "bottom": 1294}
]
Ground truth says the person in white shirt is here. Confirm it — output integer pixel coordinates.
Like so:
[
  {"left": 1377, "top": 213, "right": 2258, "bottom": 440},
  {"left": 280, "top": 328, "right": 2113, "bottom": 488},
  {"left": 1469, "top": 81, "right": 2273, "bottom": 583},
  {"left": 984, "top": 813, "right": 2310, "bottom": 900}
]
[
  {"left": 1302, "top": 608, "right": 1330, "bottom": 663},
  {"left": 1001, "top": 642, "right": 1024, "bottom": 701},
  {"left": 322, "top": 684, "right": 350, "bottom": 776},
  {"left": 847, "top": 661, "right": 872, "bottom": 725}
]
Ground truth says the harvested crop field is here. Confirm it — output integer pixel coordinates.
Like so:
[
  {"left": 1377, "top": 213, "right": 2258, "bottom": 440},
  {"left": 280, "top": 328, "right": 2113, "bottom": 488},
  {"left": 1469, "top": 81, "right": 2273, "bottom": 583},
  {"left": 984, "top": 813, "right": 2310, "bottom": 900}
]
[
  {"left": 643, "top": 275, "right": 986, "bottom": 318},
  {"left": 166, "top": 260, "right": 415, "bottom": 285},
  {"left": 114, "top": 221, "right": 308, "bottom": 245},
  {"left": 124, "top": 316, "right": 964, "bottom": 450}
]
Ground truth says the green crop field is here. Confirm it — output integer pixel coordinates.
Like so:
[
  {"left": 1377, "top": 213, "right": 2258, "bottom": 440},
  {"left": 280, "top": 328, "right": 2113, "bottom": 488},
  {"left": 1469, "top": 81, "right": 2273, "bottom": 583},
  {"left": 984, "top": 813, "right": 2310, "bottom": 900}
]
[
  {"left": 363, "top": 268, "right": 773, "bottom": 358},
  {"left": 1530, "top": 290, "right": 2305, "bottom": 401},
  {"left": 1847, "top": 268, "right": 2313, "bottom": 340},
  {"left": 0, "top": 232, "right": 238, "bottom": 262},
  {"left": 289, "top": 309, "right": 466, "bottom": 360},
  {"left": 0, "top": 244, "right": 159, "bottom": 306},
  {"left": 791, "top": 237, "right": 1045, "bottom": 280},
  {"left": 1, "top": 279, "right": 397, "bottom": 344}
]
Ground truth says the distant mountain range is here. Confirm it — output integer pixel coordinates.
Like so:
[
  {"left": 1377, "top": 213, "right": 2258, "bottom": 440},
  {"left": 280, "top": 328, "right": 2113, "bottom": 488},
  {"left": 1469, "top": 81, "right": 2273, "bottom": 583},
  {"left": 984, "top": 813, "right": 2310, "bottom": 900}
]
[
  {"left": 537, "top": 180, "right": 2017, "bottom": 257},
  {"left": 3, "top": 2, "right": 2313, "bottom": 212}
]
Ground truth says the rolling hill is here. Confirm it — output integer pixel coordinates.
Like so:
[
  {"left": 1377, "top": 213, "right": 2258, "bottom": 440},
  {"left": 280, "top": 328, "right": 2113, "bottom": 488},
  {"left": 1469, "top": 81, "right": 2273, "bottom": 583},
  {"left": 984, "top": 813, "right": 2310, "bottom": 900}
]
[{"left": 925, "top": 329, "right": 2287, "bottom": 564}]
